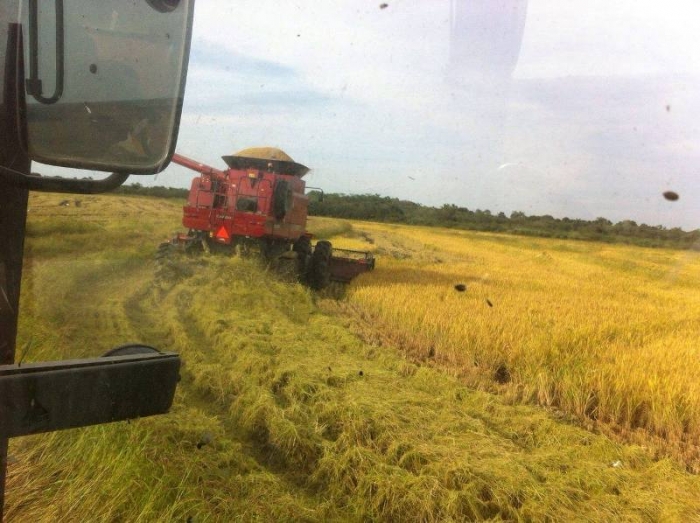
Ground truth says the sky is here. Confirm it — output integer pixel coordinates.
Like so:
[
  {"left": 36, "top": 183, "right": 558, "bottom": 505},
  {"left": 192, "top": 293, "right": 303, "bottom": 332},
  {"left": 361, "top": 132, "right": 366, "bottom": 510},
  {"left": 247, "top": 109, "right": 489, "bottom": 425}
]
[{"left": 38, "top": 0, "right": 700, "bottom": 230}]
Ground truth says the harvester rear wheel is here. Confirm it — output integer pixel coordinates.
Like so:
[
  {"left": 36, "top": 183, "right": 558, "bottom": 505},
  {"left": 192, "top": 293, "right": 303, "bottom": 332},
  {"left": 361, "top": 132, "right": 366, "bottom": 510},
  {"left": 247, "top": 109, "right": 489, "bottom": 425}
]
[{"left": 309, "top": 240, "right": 332, "bottom": 290}]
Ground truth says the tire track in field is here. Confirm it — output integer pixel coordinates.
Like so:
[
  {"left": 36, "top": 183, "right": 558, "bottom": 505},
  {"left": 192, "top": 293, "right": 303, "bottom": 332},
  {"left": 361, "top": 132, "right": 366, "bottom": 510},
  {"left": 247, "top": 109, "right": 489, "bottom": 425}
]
[{"left": 122, "top": 263, "right": 323, "bottom": 506}]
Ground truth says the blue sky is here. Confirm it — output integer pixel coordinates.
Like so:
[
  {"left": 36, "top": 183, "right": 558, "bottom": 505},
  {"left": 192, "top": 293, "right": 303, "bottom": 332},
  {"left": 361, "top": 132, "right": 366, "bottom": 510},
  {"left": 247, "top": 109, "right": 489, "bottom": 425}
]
[{"left": 39, "top": 0, "right": 700, "bottom": 230}]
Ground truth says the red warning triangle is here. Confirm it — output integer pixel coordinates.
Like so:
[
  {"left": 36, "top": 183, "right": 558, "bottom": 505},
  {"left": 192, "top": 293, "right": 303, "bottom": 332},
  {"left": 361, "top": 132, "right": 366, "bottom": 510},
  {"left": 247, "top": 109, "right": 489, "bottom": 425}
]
[{"left": 215, "top": 226, "right": 230, "bottom": 240}]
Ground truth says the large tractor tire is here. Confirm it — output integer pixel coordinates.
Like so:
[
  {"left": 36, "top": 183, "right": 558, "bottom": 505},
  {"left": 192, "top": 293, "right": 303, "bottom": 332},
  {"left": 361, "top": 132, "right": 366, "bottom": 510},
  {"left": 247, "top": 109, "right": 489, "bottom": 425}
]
[
  {"left": 309, "top": 240, "right": 332, "bottom": 290},
  {"left": 293, "top": 235, "right": 313, "bottom": 279}
]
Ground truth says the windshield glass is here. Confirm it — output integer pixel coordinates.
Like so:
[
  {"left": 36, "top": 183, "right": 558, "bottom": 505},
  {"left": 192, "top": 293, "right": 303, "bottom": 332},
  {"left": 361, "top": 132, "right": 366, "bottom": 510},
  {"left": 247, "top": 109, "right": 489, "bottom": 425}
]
[{"left": 5, "top": 1, "right": 700, "bottom": 521}]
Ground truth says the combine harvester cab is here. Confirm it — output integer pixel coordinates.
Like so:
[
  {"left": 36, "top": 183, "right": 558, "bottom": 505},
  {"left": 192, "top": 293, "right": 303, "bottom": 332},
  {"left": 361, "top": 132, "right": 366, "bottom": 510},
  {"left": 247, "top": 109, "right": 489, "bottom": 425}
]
[{"left": 164, "top": 147, "right": 375, "bottom": 289}]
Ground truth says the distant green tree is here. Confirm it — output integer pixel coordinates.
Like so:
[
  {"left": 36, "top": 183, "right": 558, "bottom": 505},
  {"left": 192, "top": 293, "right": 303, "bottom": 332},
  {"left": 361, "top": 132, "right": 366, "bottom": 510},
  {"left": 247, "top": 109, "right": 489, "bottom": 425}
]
[{"left": 308, "top": 193, "right": 697, "bottom": 250}]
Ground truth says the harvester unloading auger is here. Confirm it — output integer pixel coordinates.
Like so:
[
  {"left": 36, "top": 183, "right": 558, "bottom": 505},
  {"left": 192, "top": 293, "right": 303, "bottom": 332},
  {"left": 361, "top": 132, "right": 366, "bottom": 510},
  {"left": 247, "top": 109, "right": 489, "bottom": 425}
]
[{"left": 160, "top": 147, "right": 375, "bottom": 289}]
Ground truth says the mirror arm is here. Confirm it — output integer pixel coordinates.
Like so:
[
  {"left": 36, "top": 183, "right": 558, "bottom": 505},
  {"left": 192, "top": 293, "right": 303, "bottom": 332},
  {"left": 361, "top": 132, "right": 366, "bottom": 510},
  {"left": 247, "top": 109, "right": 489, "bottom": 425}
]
[
  {"left": 0, "top": 165, "right": 130, "bottom": 194},
  {"left": 305, "top": 186, "right": 325, "bottom": 202}
]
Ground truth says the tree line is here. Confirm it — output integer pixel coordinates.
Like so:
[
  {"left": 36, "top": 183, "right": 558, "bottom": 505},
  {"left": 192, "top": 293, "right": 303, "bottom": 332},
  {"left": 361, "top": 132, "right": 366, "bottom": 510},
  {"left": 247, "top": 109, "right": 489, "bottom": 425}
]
[
  {"left": 115, "top": 183, "right": 190, "bottom": 199},
  {"left": 308, "top": 192, "right": 700, "bottom": 250},
  {"left": 114, "top": 184, "right": 699, "bottom": 250}
]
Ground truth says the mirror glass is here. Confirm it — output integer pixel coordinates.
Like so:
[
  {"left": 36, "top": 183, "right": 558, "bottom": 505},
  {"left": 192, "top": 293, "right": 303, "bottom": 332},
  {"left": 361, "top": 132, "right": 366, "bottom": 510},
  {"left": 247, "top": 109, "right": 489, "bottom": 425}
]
[{"left": 20, "top": 0, "right": 193, "bottom": 173}]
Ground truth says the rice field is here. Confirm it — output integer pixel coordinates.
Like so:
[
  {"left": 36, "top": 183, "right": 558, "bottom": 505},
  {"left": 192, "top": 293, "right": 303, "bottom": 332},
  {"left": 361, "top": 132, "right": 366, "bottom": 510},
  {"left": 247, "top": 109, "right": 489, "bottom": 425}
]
[
  {"left": 5, "top": 193, "right": 700, "bottom": 521},
  {"left": 327, "top": 220, "right": 700, "bottom": 468}
]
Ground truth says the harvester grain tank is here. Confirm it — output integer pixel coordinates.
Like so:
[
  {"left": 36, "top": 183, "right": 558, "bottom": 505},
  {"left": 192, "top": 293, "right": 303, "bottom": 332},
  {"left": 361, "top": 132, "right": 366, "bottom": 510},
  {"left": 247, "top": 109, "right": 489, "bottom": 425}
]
[{"left": 164, "top": 147, "right": 374, "bottom": 288}]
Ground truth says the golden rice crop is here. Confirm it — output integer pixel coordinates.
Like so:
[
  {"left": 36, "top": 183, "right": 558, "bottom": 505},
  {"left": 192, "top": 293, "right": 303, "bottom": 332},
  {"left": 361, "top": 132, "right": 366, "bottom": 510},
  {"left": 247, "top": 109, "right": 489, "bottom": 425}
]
[{"left": 331, "top": 220, "right": 700, "bottom": 466}]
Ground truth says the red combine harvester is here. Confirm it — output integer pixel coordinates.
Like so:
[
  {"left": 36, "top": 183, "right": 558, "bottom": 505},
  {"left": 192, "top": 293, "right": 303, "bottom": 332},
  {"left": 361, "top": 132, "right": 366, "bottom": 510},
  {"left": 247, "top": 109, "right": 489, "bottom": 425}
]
[{"left": 162, "top": 147, "right": 375, "bottom": 289}]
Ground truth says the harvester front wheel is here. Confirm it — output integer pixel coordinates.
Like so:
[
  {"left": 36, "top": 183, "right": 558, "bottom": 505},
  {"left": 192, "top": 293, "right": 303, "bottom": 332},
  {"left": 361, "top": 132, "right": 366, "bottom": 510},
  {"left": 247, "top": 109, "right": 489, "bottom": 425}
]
[
  {"left": 293, "top": 235, "right": 313, "bottom": 278},
  {"left": 309, "top": 240, "right": 332, "bottom": 290}
]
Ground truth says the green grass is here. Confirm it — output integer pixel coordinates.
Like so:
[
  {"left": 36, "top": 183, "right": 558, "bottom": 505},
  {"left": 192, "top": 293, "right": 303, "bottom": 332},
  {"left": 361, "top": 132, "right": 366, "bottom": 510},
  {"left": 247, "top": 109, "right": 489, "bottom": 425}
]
[{"left": 6, "top": 193, "right": 700, "bottom": 521}]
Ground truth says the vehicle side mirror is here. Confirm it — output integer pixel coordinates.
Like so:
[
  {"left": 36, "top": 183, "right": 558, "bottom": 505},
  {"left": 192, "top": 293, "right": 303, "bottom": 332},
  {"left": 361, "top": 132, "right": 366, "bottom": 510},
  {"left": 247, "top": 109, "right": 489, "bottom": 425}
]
[
  {"left": 306, "top": 187, "right": 324, "bottom": 202},
  {"left": 18, "top": 0, "right": 194, "bottom": 174}
]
